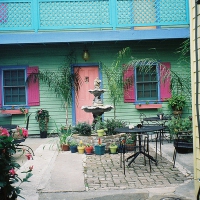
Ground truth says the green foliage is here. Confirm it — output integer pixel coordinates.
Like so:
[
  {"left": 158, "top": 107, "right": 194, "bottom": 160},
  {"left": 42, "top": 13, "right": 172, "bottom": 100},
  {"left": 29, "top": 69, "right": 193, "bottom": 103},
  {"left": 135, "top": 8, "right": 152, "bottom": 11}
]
[
  {"left": 104, "top": 118, "right": 127, "bottom": 135},
  {"left": 0, "top": 135, "right": 33, "bottom": 199},
  {"left": 69, "top": 140, "right": 78, "bottom": 146},
  {"left": 168, "top": 117, "right": 192, "bottom": 142},
  {"left": 27, "top": 51, "right": 82, "bottom": 125},
  {"left": 102, "top": 47, "right": 131, "bottom": 119},
  {"left": 48, "top": 121, "right": 73, "bottom": 150},
  {"left": 125, "top": 134, "right": 136, "bottom": 144},
  {"left": 167, "top": 94, "right": 186, "bottom": 111},
  {"left": 35, "top": 109, "right": 50, "bottom": 131},
  {"left": 72, "top": 122, "right": 92, "bottom": 136}
]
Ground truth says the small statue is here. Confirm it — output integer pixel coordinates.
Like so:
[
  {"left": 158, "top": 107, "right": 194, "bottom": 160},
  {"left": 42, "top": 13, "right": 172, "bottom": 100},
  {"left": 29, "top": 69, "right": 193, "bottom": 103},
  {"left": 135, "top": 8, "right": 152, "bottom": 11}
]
[{"left": 94, "top": 77, "right": 101, "bottom": 89}]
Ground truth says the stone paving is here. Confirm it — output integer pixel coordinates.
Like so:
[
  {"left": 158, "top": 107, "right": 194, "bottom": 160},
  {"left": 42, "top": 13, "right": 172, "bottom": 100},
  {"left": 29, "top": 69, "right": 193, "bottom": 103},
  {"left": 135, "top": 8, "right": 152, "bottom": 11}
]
[{"left": 83, "top": 148, "right": 191, "bottom": 191}]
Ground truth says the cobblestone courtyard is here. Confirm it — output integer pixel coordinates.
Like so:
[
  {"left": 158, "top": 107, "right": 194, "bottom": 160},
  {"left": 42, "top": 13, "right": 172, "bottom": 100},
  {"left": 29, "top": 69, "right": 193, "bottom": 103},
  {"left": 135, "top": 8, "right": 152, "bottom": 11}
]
[{"left": 83, "top": 149, "right": 191, "bottom": 191}]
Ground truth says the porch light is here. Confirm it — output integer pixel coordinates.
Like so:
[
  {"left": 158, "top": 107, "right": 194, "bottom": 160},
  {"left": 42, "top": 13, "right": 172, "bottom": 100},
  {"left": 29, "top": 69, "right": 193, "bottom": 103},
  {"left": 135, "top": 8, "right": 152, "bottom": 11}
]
[{"left": 82, "top": 49, "right": 89, "bottom": 61}]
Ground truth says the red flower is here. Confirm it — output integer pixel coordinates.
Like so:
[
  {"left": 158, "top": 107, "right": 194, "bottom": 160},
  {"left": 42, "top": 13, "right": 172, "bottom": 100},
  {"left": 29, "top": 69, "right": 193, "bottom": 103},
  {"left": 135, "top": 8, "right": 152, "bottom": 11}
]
[
  {"left": 9, "top": 168, "right": 16, "bottom": 176},
  {"left": 29, "top": 165, "right": 33, "bottom": 171},
  {"left": 98, "top": 138, "right": 101, "bottom": 145},
  {"left": 25, "top": 153, "right": 32, "bottom": 160}
]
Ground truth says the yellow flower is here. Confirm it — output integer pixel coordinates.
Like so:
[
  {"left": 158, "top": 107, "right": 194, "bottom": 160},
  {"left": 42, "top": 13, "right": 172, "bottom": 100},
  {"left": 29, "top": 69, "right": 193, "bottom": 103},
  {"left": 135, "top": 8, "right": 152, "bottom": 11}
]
[{"left": 79, "top": 140, "right": 83, "bottom": 147}]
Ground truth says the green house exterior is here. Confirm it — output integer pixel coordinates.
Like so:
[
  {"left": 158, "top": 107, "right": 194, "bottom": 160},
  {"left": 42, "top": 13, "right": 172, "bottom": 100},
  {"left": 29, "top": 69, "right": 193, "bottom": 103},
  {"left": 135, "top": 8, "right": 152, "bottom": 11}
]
[{"left": 0, "top": 0, "right": 191, "bottom": 135}]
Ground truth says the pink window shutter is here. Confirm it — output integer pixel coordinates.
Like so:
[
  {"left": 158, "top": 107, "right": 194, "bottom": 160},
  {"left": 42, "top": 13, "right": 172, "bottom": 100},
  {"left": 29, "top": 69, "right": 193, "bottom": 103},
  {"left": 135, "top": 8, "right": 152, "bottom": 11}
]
[
  {"left": 0, "top": 70, "right": 2, "bottom": 107},
  {"left": 27, "top": 66, "right": 40, "bottom": 106},
  {"left": 160, "top": 62, "right": 171, "bottom": 101},
  {"left": 123, "top": 67, "right": 135, "bottom": 103}
]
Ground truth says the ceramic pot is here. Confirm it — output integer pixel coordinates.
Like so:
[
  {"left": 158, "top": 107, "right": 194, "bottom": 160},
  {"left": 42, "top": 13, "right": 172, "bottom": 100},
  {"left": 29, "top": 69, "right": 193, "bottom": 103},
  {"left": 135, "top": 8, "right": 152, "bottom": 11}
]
[
  {"left": 109, "top": 145, "right": 118, "bottom": 154},
  {"left": 70, "top": 145, "right": 77, "bottom": 153},
  {"left": 97, "top": 129, "right": 104, "bottom": 137},
  {"left": 94, "top": 145, "right": 105, "bottom": 155},
  {"left": 77, "top": 146, "right": 85, "bottom": 154}
]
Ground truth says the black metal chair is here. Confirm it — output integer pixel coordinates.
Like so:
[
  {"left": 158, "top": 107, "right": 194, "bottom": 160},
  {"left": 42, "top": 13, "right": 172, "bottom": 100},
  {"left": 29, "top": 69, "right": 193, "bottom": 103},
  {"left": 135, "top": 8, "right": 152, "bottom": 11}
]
[
  {"left": 172, "top": 132, "right": 193, "bottom": 168},
  {"left": 13, "top": 114, "right": 35, "bottom": 157}
]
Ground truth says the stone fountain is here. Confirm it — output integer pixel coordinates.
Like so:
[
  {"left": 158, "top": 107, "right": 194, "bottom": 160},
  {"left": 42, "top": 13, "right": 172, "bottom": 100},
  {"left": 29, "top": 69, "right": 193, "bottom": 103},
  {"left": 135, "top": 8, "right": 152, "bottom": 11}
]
[{"left": 81, "top": 77, "right": 113, "bottom": 123}]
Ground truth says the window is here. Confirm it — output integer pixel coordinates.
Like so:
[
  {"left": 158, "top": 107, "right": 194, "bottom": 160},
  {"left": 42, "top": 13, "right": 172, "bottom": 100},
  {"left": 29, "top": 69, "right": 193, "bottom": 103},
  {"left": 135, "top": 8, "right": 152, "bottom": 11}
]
[
  {"left": 0, "top": 66, "right": 40, "bottom": 109},
  {"left": 124, "top": 62, "right": 171, "bottom": 103},
  {"left": 136, "top": 65, "right": 158, "bottom": 101},
  {"left": 3, "top": 69, "right": 26, "bottom": 105}
]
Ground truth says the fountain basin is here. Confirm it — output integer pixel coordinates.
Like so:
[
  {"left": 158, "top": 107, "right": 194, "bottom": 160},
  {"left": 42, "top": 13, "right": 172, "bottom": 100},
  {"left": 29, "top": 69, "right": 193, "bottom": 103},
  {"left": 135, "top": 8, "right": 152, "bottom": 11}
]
[
  {"left": 81, "top": 105, "right": 113, "bottom": 114},
  {"left": 89, "top": 89, "right": 105, "bottom": 97}
]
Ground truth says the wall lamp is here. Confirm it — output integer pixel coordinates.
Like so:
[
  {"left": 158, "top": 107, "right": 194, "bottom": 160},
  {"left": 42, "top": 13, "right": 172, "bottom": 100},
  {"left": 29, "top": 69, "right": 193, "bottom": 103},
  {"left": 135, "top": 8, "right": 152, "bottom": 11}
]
[{"left": 82, "top": 46, "right": 89, "bottom": 62}]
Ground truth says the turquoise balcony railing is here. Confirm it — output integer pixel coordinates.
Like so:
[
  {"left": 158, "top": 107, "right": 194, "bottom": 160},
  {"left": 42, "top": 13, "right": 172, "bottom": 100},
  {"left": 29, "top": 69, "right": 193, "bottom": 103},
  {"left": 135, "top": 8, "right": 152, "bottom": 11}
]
[{"left": 0, "top": 0, "right": 189, "bottom": 32}]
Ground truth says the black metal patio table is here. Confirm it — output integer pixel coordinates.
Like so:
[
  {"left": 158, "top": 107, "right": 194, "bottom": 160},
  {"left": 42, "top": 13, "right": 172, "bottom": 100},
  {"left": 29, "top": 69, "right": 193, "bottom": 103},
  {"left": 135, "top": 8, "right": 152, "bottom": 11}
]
[{"left": 114, "top": 126, "right": 165, "bottom": 168}]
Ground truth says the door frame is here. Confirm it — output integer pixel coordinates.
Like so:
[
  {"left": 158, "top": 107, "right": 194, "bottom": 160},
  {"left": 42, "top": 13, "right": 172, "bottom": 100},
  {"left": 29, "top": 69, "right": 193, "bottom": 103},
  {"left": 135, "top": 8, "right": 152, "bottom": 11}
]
[{"left": 72, "top": 62, "right": 102, "bottom": 126}]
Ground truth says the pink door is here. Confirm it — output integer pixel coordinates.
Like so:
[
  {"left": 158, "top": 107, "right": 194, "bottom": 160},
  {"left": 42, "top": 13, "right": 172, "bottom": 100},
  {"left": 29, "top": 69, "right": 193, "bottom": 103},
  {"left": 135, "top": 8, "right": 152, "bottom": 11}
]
[{"left": 75, "top": 66, "right": 99, "bottom": 124}]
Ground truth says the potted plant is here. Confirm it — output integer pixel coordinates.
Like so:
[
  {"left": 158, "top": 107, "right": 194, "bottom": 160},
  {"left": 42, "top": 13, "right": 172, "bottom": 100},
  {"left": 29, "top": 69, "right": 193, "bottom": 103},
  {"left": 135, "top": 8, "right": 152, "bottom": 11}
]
[
  {"left": 125, "top": 134, "right": 137, "bottom": 151},
  {"left": 168, "top": 116, "right": 193, "bottom": 152},
  {"left": 35, "top": 109, "right": 50, "bottom": 138},
  {"left": 72, "top": 122, "right": 92, "bottom": 136},
  {"left": 167, "top": 94, "right": 187, "bottom": 115},
  {"left": 109, "top": 142, "right": 118, "bottom": 154},
  {"left": 77, "top": 140, "right": 85, "bottom": 154},
  {"left": 69, "top": 140, "right": 78, "bottom": 153},
  {"left": 94, "top": 117, "right": 106, "bottom": 137},
  {"left": 85, "top": 143, "right": 94, "bottom": 154},
  {"left": 104, "top": 118, "right": 127, "bottom": 135},
  {"left": 94, "top": 138, "right": 105, "bottom": 155},
  {"left": 157, "top": 108, "right": 164, "bottom": 119},
  {"left": 59, "top": 125, "right": 73, "bottom": 151}
]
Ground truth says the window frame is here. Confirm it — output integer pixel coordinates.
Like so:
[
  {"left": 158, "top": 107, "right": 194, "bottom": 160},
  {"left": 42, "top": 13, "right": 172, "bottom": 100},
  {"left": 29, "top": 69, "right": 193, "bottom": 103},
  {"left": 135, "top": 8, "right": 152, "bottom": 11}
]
[
  {"left": 2, "top": 67, "right": 28, "bottom": 107},
  {"left": 135, "top": 64, "right": 160, "bottom": 103},
  {"left": 123, "top": 62, "right": 171, "bottom": 104}
]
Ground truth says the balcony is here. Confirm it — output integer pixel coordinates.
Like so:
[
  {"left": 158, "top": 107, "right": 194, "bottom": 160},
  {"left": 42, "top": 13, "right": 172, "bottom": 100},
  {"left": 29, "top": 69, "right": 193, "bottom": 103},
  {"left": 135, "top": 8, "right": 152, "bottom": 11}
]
[{"left": 0, "top": 0, "right": 190, "bottom": 44}]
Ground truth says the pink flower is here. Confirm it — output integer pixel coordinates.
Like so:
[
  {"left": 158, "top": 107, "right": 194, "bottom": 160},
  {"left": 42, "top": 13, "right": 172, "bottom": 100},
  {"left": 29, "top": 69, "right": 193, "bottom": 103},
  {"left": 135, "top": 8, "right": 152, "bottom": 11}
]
[
  {"left": 29, "top": 165, "right": 33, "bottom": 171},
  {"left": 1, "top": 128, "right": 9, "bottom": 137},
  {"left": 25, "top": 153, "right": 32, "bottom": 160},
  {"left": 9, "top": 169, "right": 16, "bottom": 176},
  {"left": 16, "top": 127, "right": 28, "bottom": 138},
  {"left": 22, "top": 128, "right": 28, "bottom": 138}
]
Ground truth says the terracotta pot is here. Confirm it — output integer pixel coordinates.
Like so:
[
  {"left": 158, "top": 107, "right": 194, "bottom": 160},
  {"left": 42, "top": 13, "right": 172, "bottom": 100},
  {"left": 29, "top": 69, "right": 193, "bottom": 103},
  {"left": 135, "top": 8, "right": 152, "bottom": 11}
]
[
  {"left": 61, "top": 144, "right": 69, "bottom": 151},
  {"left": 125, "top": 142, "right": 136, "bottom": 151},
  {"left": 85, "top": 146, "right": 93, "bottom": 154}
]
